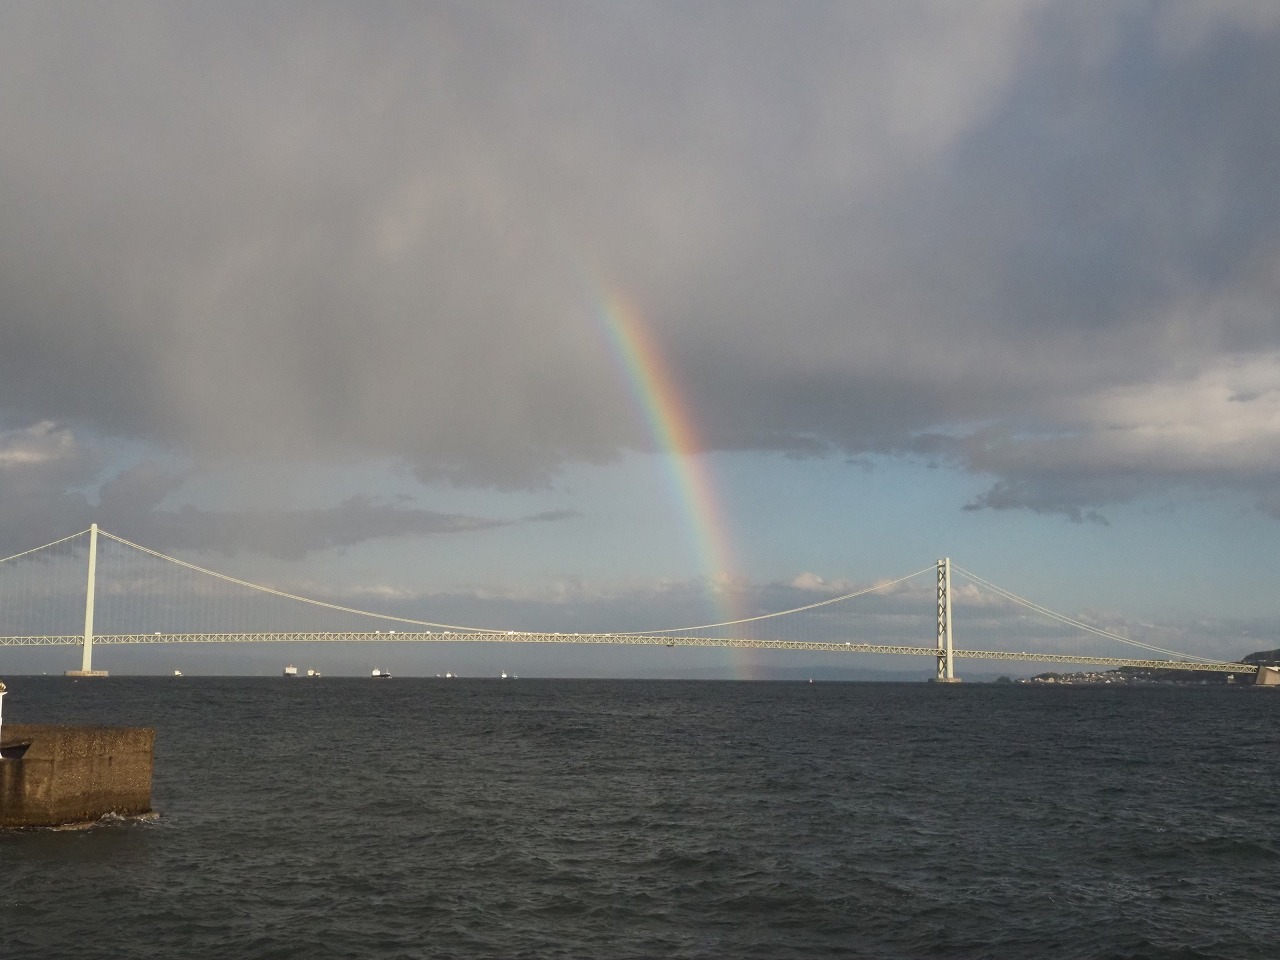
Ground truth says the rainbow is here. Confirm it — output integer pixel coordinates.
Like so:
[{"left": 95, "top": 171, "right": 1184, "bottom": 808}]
[{"left": 597, "top": 292, "right": 750, "bottom": 655}]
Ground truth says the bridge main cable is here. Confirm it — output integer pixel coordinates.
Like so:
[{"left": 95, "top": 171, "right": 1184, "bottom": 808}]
[
  {"left": 950, "top": 563, "right": 1237, "bottom": 666},
  {"left": 96, "top": 527, "right": 937, "bottom": 637}
]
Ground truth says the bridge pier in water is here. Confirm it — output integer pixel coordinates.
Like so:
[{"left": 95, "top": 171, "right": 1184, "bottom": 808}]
[{"left": 933, "top": 557, "right": 961, "bottom": 683}]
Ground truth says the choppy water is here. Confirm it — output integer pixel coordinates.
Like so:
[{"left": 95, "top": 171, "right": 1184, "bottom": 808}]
[{"left": 1, "top": 678, "right": 1277, "bottom": 959}]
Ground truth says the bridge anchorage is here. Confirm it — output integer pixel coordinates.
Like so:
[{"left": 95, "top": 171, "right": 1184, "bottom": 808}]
[{"left": 0, "top": 524, "right": 1272, "bottom": 683}]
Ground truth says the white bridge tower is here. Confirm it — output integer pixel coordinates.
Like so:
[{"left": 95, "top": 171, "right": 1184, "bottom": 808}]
[
  {"left": 65, "top": 523, "right": 108, "bottom": 677},
  {"left": 934, "top": 557, "right": 960, "bottom": 682}
]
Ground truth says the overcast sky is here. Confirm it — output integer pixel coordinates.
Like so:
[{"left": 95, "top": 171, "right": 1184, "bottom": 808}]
[{"left": 3, "top": 2, "right": 1279, "bottom": 677}]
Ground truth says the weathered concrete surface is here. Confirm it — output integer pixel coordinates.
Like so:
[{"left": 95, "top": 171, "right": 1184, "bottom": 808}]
[{"left": 0, "top": 723, "right": 154, "bottom": 828}]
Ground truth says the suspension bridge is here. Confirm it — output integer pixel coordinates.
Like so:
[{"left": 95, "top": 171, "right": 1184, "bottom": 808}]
[{"left": 0, "top": 524, "right": 1271, "bottom": 683}]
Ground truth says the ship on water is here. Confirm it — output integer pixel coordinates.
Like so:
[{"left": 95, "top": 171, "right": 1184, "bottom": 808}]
[
  {"left": 283, "top": 664, "right": 298, "bottom": 677},
  {"left": 371, "top": 667, "right": 391, "bottom": 679}
]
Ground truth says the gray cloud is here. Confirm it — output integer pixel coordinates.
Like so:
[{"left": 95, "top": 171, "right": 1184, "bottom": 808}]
[
  {"left": 115, "top": 493, "right": 521, "bottom": 561},
  {"left": 0, "top": 428, "right": 573, "bottom": 559},
  {"left": 0, "top": 423, "right": 98, "bottom": 550},
  {"left": 2, "top": 2, "right": 1279, "bottom": 528}
]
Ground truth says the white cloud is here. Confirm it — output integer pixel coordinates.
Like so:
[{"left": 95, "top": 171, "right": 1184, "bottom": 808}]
[{"left": 0, "top": 421, "right": 80, "bottom": 467}]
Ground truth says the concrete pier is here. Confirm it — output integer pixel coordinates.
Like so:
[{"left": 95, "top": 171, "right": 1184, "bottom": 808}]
[{"left": 0, "top": 723, "right": 154, "bottom": 828}]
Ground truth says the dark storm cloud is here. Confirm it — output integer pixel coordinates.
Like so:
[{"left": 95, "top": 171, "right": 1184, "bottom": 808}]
[
  {"left": 0, "top": 423, "right": 100, "bottom": 550},
  {"left": 669, "top": 3, "right": 1280, "bottom": 519},
  {"left": 144, "top": 499, "right": 514, "bottom": 561},
  {"left": 2, "top": 2, "right": 1280, "bottom": 533},
  {"left": 0, "top": 432, "right": 571, "bottom": 558},
  {"left": 99, "top": 471, "right": 525, "bottom": 560}
]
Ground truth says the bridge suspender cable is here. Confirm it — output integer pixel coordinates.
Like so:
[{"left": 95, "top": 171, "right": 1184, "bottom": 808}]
[
  {"left": 0, "top": 527, "right": 1240, "bottom": 669},
  {"left": 96, "top": 529, "right": 937, "bottom": 639},
  {"left": 609, "top": 566, "right": 937, "bottom": 635},
  {"left": 95, "top": 529, "right": 503, "bottom": 634},
  {"left": 951, "top": 563, "right": 1230, "bottom": 665}
]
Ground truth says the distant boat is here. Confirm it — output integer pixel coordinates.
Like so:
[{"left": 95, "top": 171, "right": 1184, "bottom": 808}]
[
  {"left": 371, "top": 667, "right": 392, "bottom": 679},
  {"left": 445, "top": 672, "right": 455, "bottom": 678},
  {"left": 283, "top": 665, "right": 298, "bottom": 677},
  {"left": 306, "top": 668, "right": 321, "bottom": 678},
  {"left": 173, "top": 670, "right": 183, "bottom": 677},
  {"left": 500, "top": 671, "right": 508, "bottom": 679}
]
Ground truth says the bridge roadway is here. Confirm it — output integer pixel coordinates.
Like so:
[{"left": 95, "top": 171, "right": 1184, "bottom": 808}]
[{"left": 0, "top": 632, "right": 1257, "bottom": 674}]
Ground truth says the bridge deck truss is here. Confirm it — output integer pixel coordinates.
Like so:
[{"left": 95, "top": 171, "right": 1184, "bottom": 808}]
[{"left": 0, "top": 632, "right": 1256, "bottom": 674}]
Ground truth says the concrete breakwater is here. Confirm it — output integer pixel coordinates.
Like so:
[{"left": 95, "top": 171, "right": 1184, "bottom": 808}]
[{"left": 0, "top": 723, "right": 155, "bottom": 829}]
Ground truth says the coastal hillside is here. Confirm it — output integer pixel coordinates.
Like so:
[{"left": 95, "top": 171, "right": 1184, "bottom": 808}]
[
  {"left": 1242, "top": 648, "right": 1280, "bottom": 666},
  {"left": 1029, "top": 648, "right": 1279, "bottom": 685}
]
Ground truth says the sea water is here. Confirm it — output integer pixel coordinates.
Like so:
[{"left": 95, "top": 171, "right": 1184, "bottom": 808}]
[{"left": 1, "top": 677, "right": 1276, "bottom": 959}]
